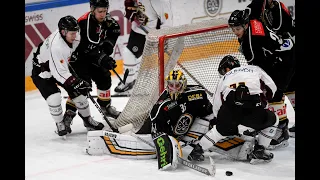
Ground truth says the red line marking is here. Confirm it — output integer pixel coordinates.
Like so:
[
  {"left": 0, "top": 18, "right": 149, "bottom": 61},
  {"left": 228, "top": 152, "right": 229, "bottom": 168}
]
[{"left": 25, "top": 157, "right": 116, "bottom": 179}]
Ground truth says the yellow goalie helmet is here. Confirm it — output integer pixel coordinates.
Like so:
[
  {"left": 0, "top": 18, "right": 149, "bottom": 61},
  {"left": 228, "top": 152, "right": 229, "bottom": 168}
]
[{"left": 165, "top": 70, "right": 187, "bottom": 100}]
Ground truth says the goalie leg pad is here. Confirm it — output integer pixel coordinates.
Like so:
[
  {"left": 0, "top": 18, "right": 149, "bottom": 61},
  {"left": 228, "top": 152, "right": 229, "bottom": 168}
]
[
  {"left": 181, "top": 117, "right": 211, "bottom": 144},
  {"left": 153, "top": 133, "right": 183, "bottom": 171},
  {"left": 86, "top": 130, "right": 156, "bottom": 160},
  {"left": 206, "top": 135, "right": 255, "bottom": 161}
]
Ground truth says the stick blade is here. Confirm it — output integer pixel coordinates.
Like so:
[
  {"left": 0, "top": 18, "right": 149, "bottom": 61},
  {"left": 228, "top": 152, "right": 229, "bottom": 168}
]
[{"left": 208, "top": 156, "right": 216, "bottom": 176}]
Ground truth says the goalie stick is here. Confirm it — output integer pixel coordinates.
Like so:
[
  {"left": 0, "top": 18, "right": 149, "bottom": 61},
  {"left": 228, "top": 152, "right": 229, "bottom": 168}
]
[{"left": 130, "top": 132, "right": 216, "bottom": 176}]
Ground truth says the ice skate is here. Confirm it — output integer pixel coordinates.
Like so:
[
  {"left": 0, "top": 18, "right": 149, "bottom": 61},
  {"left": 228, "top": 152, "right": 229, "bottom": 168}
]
[
  {"left": 188, "top": 144, "right": 205, "bottom": 162},
  {"left": 78, "top": 113, "right": 104, "bottom": 131},
  {"left": 101, "top": 104, "right": 121, "bottom": 119},
  {"left": 289, "top": 124, "right": 295, "bottom": 138},
  {"left": 114, "top": 80, "right": 135, "bottom": 95},
  {"left": 248, "top": 143, "right": 274, "bottom": 164},
  {"left": 63, "top": 110, "right": 76, "bottom": 134},
  {"left": 267, "top": 121, "right": 290, "bottom": 150},
  {"left": 243, "top": 128, "right": 258, "bottom": 137},
  {"left": 55, "top": 121, "right": 68, "bottom": 137}
]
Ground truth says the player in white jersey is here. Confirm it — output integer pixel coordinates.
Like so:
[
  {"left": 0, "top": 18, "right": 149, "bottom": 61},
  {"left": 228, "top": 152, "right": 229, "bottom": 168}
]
[
  {"left": 187, "top": 55, "right": 279, "bottom": 164},
  {"left": 31, "top": 16, "right": 104, "bottom": 137},
  {"left": 114, "top": 0, "right": 173, "bottom": 94}
]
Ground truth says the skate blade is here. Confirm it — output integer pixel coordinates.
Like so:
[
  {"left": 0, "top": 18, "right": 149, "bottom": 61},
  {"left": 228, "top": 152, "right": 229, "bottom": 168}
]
[
  {"left": 54, "top": 130, "right": 67, "bottom": 140},
  {"left": 208, "top": 156, "right": 216, "bottom": 176},
  {"left": 267, "top": 140, "right": 289, "bottom": 150},
  {"left": 289, "top": 132, "right": 295, "bottom": 138},
  {"left": 249, "top": 158, "right": 272, "bottom": 165}
]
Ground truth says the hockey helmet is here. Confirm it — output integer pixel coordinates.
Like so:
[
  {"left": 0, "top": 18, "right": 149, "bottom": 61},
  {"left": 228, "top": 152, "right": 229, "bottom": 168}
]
[
  {"left": 228, "top": 10, "right": 249, "bottom": 27},
  {"left": 90, "top": 0, "right": 109, "bottom": 8},
  {"left": 218, "top": 55, "right": 241, "bottom": 75},
  {"left": 58, "top": 15, "right": 79, "bottom": 32},
  {"left": 165, "top": 70, "right": 187, "bottom": 100}
]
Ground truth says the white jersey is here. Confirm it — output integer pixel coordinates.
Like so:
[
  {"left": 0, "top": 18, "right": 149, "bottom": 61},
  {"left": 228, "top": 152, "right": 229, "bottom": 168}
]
[
  {"left": 212, "top": 65, "right": 277, "bottom": 117},
  {"left": 131, "top": 0, "right": 173, "bottom": 35},
  {"left": 36, "top": 29, "right": 80, "bottom": 84}
]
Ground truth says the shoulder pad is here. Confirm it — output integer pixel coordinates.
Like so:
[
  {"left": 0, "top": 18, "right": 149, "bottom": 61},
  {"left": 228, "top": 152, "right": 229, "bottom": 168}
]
[
  {"left": 78, "top": 12, "right": 90, "bottom": 22},
  {"left": 250, "top": 20, "right": 265, "bottom": 36}
]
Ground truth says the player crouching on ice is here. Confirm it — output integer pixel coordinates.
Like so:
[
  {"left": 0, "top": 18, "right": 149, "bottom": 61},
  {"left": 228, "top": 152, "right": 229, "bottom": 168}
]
[
  {"left": 188, "top": 55, "right": 279, "bottom": 164},
  {"left": 86, "top": 69, "right": 216, "bottom": 170}
]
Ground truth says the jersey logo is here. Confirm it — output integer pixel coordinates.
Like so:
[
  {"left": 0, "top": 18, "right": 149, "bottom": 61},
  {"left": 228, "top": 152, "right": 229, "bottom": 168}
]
[
  {"left": 250, "top": 20, "right": 265, "bottom": 36},
  {"left": 60, "top": 59, "right": 64, "bottom": 64},
  {"left": 188, "top": 93, "right": 203, "bottom": 101},
  {"left": 174, "top": 113, "right": 193, "bottom": 135}
]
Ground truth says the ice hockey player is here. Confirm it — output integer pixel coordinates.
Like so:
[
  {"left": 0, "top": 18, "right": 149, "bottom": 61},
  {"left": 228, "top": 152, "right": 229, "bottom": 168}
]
[
  {"left": 31, "top": 15, "right": 103, "bottom": 137},
  {"left": 245, "top": 0, "right": 295, "bottom": 137},
  {"left": 114, "top": 0, "right": 173, "bottom": 95},
  {"left": 228, "top": 9, "right": 295, "bottom": 149},
  {"left": 63, "top": 0, "right": 122, "bottom": 133},
  {"left": 188, "top": 55, "right": 279, "bottom": 164}
]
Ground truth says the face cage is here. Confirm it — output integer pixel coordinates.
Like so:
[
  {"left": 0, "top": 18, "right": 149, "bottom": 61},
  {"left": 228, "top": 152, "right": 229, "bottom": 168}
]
[{"left": 166, "top": 80, "right": 184, "bottom": 100}]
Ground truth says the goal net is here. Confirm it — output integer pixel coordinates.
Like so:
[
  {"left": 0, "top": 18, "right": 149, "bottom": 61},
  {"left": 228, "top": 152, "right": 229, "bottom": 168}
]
[{"left": 114, "top": 19, "right": 247, "bottom": 132}]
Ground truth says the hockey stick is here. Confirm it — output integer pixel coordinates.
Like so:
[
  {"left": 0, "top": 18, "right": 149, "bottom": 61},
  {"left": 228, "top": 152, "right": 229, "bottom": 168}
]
[
  {"left": 63, "top": 94, "right": 130, "bottom": 99},
  {"left": 130, "top": 132, "right": 216, "bottom": 176},
  {"left": 87, "top": 93, "right": 119, "bottom": 133},
  {"left": 112, "top": 68, "right": 126, "bottom": 85}
]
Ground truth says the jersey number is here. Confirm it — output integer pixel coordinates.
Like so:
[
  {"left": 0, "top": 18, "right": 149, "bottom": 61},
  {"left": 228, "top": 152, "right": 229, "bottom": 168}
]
[
  {"left": 180, "top": 103, "right": 186, "bottom": 113},
  {"left": 229, "top": 82, "right": 246, "bottom": 89}
]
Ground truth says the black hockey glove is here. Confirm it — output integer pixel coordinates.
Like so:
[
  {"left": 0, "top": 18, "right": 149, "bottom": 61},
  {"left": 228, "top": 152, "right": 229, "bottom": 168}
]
[
  {"left": 98, "top": 53, "right": 117, "bottom": 70},
  {"left": 64, "top": 76, "right": 92, "bottom": 96},
  {"left": 234, "top": 84, "right": 262, "bottom": 108}
]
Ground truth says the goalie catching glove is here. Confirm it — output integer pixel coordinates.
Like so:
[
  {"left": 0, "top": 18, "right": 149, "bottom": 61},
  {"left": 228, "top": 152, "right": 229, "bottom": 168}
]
[{"left": 152, "top": 132, "right": 183, "bottom": 171}]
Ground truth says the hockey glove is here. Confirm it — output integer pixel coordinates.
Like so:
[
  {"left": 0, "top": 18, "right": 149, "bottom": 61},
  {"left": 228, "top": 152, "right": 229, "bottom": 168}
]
[
  {"left": 232, "top": 84, "right": 261, "bottom": 108},
  {"left": 64, "top": 76, "right": 92, "bottom": 96},
  {"left": 98, "top": 53, "right": 117, "bottom": 70},
  {"left": 124, "top": 0, "right": 138, "bottom": 22}
]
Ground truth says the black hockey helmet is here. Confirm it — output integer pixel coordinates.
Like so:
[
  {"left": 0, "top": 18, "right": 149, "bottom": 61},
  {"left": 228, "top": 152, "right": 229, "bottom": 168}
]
[
  {"left": 218, "top": 55, "right": 241, "bottom": 75},
  {"left": 228, "top": 10, "right": 249, "bottom": 27},
  {"left": 58, "top": 15, "right": 79, "bottom": 32},
  {"left": 90, "top": 0, "right": 109, "bottom": 8}
]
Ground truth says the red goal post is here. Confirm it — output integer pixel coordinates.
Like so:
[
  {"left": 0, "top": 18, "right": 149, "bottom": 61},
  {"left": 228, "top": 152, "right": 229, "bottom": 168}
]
[{"left": 114, "top": 19, "right": 247, "bottom": 132}]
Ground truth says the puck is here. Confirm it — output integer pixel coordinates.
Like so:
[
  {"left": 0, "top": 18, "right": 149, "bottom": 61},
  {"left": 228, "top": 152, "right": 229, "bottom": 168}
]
[{"left": 226, "top": 171, "right": 233, "bottom": 176}]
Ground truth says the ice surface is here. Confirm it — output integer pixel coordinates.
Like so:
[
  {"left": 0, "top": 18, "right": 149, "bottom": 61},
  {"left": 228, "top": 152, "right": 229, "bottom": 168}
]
[{"left": 25, "top": 76, "right": 295, "bottom": 180}]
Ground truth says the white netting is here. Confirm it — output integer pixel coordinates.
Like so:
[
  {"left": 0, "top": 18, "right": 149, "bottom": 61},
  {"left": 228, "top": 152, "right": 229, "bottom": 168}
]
[{"left": 114, "top": 19, "right": 247, "bottom": 132}]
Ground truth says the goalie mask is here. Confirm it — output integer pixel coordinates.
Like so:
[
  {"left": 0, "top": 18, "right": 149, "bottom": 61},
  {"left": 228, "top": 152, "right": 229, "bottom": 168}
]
[
  {"left": 218, "top": 55, "right": 241, "bottom": 76},
  {"left": 165, "top": 70, "right": 187, "bottom": 101}
]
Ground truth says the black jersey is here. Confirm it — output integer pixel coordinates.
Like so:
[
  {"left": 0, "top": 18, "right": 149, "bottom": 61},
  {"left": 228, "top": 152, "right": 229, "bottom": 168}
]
[
  {"left": 149, "top": 85, "right": 213, "bottom": 139},
  {"left": 75, "top": 12, "right": 120, "bottom": 65},
  {"left": 239, "top": 19, "right": 283, "bottom": 70},
  {"left": 246, "top": 0, "right": 294, "bottom": 39}
]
